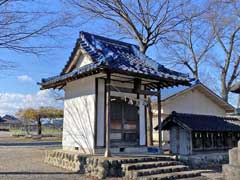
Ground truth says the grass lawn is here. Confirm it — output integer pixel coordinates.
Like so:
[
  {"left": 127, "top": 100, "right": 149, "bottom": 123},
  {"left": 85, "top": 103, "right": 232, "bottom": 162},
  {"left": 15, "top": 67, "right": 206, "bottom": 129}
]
[{"left": 10, "top": 127, "right": 62, "bottom": 141}]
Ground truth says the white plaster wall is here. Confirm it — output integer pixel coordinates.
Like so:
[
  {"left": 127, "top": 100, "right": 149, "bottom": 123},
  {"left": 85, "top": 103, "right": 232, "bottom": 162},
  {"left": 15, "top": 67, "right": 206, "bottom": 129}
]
[
  {"left": 153, "top": 89, "right": 226, "bottom": 144},
  {"left": 162, "top": 89, "right": 226, "bottom": 116},
  {"left": 76, "top": 53, "right": 92, "bottom": 68},
  {"left": 63, "top": 76, "right": 95, "bottom": 154}
]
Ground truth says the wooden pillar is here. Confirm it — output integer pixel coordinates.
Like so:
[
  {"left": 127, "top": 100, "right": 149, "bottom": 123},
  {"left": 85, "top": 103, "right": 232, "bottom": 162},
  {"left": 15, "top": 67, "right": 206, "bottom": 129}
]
[
  {"left": 134, "top": 78, "right": 141, "bottom": 145},
  {"left": 144, "top": 85, "right": 147, "bottom": 146},
  {"left": 145, "top": 85, "right": 153, "bottom": 146},
  {"left": 213, "top": 132, "right": 216, "bottom": 148},
  {"left": 157, "top": 85, "right": 162, "bottom": 152},
  {"left": 176, "top": 127, "right": 180, "bottom": 154},
  {"left": 94, "top": 78, "right": 99, "bottom": 149},
  {"left": 223, "top": 132, "right": 226, "bottom": 148},
  {"left": 137, "top": 92, "right": 140, "bottom": 145},
  {"left": 189, "top": 131, "right": 193, "bottom": 155},
  {"left": 146, "top": 96, "right": 153, "bottom": 146},
  {"left": 202, "top": 132, "right": 205, "bottom": 151},
  {"left": 104, "top": 73, "right": 111, "bottom": 157},
  {"left": 211, "top": 132, "right": 214, "bottom": 149}
]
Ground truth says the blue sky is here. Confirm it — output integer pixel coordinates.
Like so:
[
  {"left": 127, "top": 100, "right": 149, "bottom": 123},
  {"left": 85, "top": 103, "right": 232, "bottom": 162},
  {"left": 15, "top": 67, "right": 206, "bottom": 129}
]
[
  {"left": 0, "top": 0, "right": 159, "bottom": 116},
  {"left": 0, "top": 0, "right": 72, "bottom": 115},
  {"left": 0, "top": 27, "right": 161, "bottom": 116},
  {"left": 0, "top": 45, "right": 69, "bottom": 115},
  {"left": 0, "top": 1, "right": 238, "bottom": 116},
  {"left": 0, "top": 0, "right": 120, "bottom": 115}
]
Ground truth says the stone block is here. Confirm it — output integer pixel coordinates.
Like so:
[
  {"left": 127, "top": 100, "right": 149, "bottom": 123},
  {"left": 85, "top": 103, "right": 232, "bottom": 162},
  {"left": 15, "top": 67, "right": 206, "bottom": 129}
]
[
  {"left": 44, "top": 150, "right": 88, "bottom": 173},
  {"left": 178, "top": 152, "right": 228, "bottom": 169},
  {"left": 223, "top": 164, "right": 240, "bottom": 180},
  {"left": 229, "top": 148, "right": 239, "bottom": 166}
]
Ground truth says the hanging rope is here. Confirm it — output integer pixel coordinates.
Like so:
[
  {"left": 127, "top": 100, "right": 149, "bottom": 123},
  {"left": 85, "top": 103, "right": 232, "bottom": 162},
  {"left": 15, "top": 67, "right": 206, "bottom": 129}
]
[{"left": 109, "top": 84, "right": 151, "bottom": 106}]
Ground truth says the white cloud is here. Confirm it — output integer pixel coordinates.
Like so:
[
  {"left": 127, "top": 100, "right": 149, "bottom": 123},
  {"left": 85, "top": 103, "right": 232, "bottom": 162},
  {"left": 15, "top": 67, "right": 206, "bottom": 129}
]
[
  {"left": 0, "top": 90, "right": 63, "bottom": 116},
  {"left": 17, "top": 75, "right": 33, "bottom": 82}
]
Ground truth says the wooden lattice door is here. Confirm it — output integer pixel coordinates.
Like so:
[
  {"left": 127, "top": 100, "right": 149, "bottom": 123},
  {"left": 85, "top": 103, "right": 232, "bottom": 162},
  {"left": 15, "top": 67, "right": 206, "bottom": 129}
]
[{"left": 110, "top": 97, "right": 139, "bottom": 147}]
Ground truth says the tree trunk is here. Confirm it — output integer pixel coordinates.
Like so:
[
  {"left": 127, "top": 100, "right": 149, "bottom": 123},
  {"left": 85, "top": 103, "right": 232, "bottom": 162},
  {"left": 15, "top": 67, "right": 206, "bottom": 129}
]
[
  {"left": 37, "top": 117, "right": 42, "bottom": 135},
  {"left": 221, "top": 88, "right": 229, "bottom": 103},
  {"left": 194, "top": 63, "right": 199, "bottom": 80},
  {"left": 140, "top": 43, "right": 148, "bottom": 54},
  {"left": 193, "top": 71, "right": 198, "bottom": 80},
  {"left": 221, "top": 72, "right": 228, "bottom": 102}
]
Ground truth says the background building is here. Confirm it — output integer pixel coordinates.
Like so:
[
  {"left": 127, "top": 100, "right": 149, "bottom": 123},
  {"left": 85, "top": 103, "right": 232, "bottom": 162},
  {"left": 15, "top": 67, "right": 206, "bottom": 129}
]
[{"left": 152, "top": 82, "right": 235, "bottom": 150}]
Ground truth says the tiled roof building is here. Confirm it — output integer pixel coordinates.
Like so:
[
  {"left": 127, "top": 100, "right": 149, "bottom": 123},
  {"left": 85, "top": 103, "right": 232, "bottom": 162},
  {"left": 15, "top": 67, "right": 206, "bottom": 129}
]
[{"left": 40, "top": 31, "right": 189, "bottom": 89}]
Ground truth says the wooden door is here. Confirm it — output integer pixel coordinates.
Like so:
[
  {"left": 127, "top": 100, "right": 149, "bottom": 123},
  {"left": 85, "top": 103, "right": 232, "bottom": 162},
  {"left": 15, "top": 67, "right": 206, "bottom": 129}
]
[{"left": 110, "top": 97, "right": 139, "bottom": 147}]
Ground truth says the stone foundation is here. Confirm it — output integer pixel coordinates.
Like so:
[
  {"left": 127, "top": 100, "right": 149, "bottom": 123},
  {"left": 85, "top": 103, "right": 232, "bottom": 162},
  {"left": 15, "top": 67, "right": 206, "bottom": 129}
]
[
  {"left": 178, "top": 152, "right": 229, "bottom": 169},
  {"left": 223, "top": 142, "right": 240, "bottom": 180},
  {"left": 44, "top": 149, "right": 173, "bottom": 179},
  {"left": 44, "top": 149, "right": 133, "bottom": 179},
  {"left": 44, "top": 150, "right": 88, "bottom": 173},
  {"left": 85, "top": 157, "right": 123, "bottom": 179}
]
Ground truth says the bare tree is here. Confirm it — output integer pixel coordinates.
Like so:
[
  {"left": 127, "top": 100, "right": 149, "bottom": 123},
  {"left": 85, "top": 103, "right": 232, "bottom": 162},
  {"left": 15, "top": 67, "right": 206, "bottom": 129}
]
[
  {"left": 66, "top": 0, "right": 188, "bottom": 54},
  {"left": 164, "top": 6, "right": 215, "bottom": 80},
  {"left": 0, "top": 0, "right": 70, "bottom": 69},
  {"left": 208, "top": 0, "right": 240, "bottom": 102}
]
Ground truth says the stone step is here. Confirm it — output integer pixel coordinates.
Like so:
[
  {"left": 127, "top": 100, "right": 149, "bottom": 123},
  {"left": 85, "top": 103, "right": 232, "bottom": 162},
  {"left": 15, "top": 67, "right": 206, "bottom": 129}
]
[
  {"left": 119, "top": 156, "right": 175, "bottom": 164},
  {"left": 122, "top": 160, "right": 183, "bottom": 171},
  {"left": 126, "top": 165, "right": 189, "bottom": 179},
  {"left": 138, "top": 170, "right": 202, "bottom": 180}
]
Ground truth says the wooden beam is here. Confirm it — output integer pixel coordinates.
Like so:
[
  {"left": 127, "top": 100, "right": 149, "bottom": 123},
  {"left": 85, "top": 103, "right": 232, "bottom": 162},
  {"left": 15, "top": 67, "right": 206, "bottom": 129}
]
[
  {"left": 148, "top": 83, "right": 157, "bottom": 90},
  {"left": 110, "top": 86, "right": 159, "bottom": 96},
  {"left": 104, "top": 72, "right": 111, "bottom": 157},
  {"left": 110, "top": 68, "right": 190, "bottom": 86},
  {"left": 134, "top": 78, "right": 141, "bottom": 91},
  {"left": 157, "top": 85, "right": 162, "bottom": 153}
]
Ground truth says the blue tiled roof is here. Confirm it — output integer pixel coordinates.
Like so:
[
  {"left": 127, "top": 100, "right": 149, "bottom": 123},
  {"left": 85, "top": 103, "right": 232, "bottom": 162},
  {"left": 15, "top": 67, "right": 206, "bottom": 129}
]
[
  {"left": 41, "top": 31, "right": 190, "bottom": 88},
  {"left": 159, "top": 111, "right": 240, "bottom": 132},
  {"left": 41, "top": 62, "right": 101, "bottom": 85}
]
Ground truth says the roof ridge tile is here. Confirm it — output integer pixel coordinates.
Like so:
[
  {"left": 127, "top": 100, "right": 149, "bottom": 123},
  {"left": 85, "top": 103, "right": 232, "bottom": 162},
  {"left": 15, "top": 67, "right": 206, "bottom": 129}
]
[{"left": 41, "top": 31, "right": 191, "bottom": 89}]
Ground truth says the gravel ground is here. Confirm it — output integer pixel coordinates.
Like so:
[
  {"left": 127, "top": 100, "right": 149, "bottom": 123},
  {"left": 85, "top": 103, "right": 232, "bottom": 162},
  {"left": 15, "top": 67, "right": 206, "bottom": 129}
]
[
  {"left": 0, "top": 146, "right": 87, "bottom": 180},
  {"left": 0, "top": 134, "right": 86, "bottom": 180},
  {"left": 0, "top": 146, "right": 220, "bottom": 180},
  {"left": 0, "top": 135, "right": 222, "bottom": 180}
]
